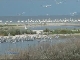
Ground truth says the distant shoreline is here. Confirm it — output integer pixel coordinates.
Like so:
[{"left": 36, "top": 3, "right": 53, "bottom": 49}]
[
  {"left": 0, "top": 22, "right": 80, "bottom": 27},
  {"left": 0, "top": 22, "right": 80, "bottom": 29}
]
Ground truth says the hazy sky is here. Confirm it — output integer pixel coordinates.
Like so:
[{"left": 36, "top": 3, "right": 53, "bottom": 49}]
[{"left": 0, "top": 0, "right": 80, "bottom": 16}]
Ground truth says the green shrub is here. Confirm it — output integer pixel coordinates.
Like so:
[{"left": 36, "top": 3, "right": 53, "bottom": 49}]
[{"left": 43, "top": 28, "right": 50, "bottom": 32}]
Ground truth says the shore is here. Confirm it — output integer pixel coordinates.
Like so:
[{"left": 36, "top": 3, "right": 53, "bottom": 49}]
[
  {"left": 0, "top": 22, "right": 80, "bottom": 27},
  {"left": 0, "top": 33, "right": 80, "bottom": 38}
]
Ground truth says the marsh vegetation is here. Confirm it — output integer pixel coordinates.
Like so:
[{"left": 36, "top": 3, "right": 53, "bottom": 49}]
[
  {"left": 43, "top": 28, "right": 80, "bottom": 34},
  {"left": 0, "top": 27, "right": 36, "bottom": 36},
  {"left": 0, "top": 39, "right": 80, "bottom": 60}
]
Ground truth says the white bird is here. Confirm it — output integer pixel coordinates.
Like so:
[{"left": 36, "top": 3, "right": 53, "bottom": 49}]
[
  {"left": 17, "top": 20, "right": 20, "bottom": 23},
  {"left": 25, "top": 21, "right": 27, "bottom": 22},
  {"left": 42, "top": 5, "right": 52, "bottom": 8},
  {"left": 21, "top": 21, "right": 24, "bottom": 23},
  {"left": 25, "top": 25, "right": 27, "bottom": 29},
  {"left": 22, "top": 12, "right": 25, "bottom": 14},
  {"left": 5, "top": 23, "right": 7, "bottom": 25},
  {"left": 70, "top": 12, "right": 77, "bottom": 16},
  {"left": 18, "top": 12, "right": 25, "bottom": 16},
  {"left": 54, "top": 0, "right": 64, "bottom": 4},
  {"left": 10, "top": 21, "right": 12, "bottom": 23}
]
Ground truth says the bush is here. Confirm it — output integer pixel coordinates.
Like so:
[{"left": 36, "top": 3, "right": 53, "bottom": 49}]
[
  {"left": 52, "top": 29, "right": 73, "bottom": 34},
  {"left": 43, "top": 28, "right": 50, "bottom": 32},
  {"left": 0, "top": 28, "right": 36, "bottom": 36}
]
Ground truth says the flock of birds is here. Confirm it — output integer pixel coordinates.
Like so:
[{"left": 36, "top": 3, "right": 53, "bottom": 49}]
[
  {"left": 0, "top": 18, "right": 80, "bottom": 25},
  {"left": 0, "top": 35, "right": 34, "bottom": 43},
  {"left": 0, "top": 34, "right": 60, "bottom": 44},
  {"left": 18, "top": 12, "right": 26, "bottom": 16},
  {"left": 0, "top": 18, "right": 80, "bottom": 26},
  {"left": 0, "top": 33, "right": 78, "bottom": 44},
  {"left": 42, "top": 0, "right": 80, "bottom": 8},
  {"left": 17, "top": 0, "right": 80, "bottom": 16}
]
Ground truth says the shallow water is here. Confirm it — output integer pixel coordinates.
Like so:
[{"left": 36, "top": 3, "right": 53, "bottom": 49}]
[
  {"left": 0, "top": 35, "right": 79, "bottom": 54},
  {"left": 0, "top": 25, "right": 80, "bottom": 54},
  {"left": 28, "top": 25, "right": 80, "bottom": 30}
]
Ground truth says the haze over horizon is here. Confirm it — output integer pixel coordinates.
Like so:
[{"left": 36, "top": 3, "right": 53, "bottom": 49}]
[{"left": 0, "top": 0, "right": 80, "bottom": 16}]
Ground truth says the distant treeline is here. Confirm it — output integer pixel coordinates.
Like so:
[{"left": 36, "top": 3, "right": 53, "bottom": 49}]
[
  {"left": 43, "top": 28, "right": 80, "bottom": 34},
  {"left": 0, "top": 25, "right": 23, "bottom": 27},
  {"left": 0, "top": 27, "right": 80, "bottom": 36}
]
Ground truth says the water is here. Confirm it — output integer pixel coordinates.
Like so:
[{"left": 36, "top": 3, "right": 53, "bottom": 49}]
[
  {"left": 0, "top": 0, "right": 80, "bottom": 55},
  {"left": 29, "top": 25, "right": 80, "bottom": 30},
  {"left": 0, "top": 36, "right": 78, "bottom": 55},
  {"left": 0, "top": 15, "right": 80, "bottom": 55},
  {"left": 0, "top": 40, "right": 38, "bottom": 54}
]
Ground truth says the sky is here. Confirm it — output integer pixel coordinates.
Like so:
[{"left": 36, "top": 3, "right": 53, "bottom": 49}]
[{"left": 0, "top": 0, "right": 80, "bottom": 16}]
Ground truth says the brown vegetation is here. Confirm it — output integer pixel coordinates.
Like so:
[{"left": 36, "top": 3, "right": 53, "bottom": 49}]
[{"left": 1, "top": 39, "right": 80, "bottom": 60}]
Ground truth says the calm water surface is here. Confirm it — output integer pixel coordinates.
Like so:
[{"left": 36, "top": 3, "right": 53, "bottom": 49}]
[
  {"left": 0, "top": 36, "right": 76, "bottom": 54},
  {"left": 28, "top": 25, "right": 80, "bottom": 30}
]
